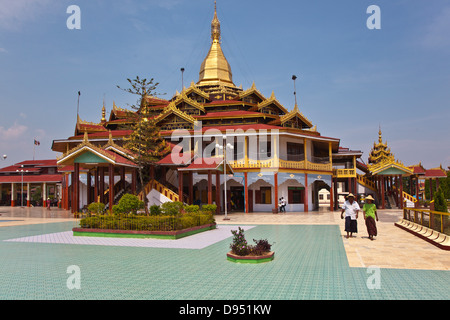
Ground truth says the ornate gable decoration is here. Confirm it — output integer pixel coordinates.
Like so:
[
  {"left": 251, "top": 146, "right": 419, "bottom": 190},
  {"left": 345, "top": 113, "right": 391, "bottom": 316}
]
[
  {"left": 183, "top": 82, "right": 210, "bottom": 100},
  {"left": 57, "top": 131, "right": 116, "bottom": 164},
  {"left": 154, "top": 102, "right": 197, "bottom": 125},
  {"left": 75, "top": 115, "right": 107, "bottom": 136},
  {"left": 238, "top": 82, "right": 266, "bottom": 103},
  {"left": 103, "top": 131, "right": 135, "bottom": 161},
  {"left": 367, "top": 157, "right": 413, "bottom": 175},
  {"left": 173, "top": 92, "right": 206, "bottom": 113},
  {"left": 256, "top": 91, "right": 288, "bottom": 115},
  {"left": 278, "top": 104, "right": 313, "bottom": 129}
]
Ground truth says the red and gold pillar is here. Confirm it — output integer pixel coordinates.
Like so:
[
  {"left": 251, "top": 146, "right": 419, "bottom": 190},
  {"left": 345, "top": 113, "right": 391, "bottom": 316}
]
[
  {"left": 274, "top": 172, "right": 278, "bottom": 213},
  {"left": 330, "top": 177, "right": 334, "bottom": 211},
  {"left": 108, "top": 164, "right": 114, "bottom": 214},
  {"left": 244, "top": 172, "right": 248, "bottom": 214},
  {"left": 304, "top": 173, "right": 308, "bottom": 212},
  {"left": 178, "top": 170, "right": 183, "bottom": 203},
  {"left": 73, "top": 163, "right": 80, "bottom": 213},
  {"left": 189, "top": 172, "right": 193, "bottom": 205},
  {"left": 207, "top": 170, "right": 212, "bottom": 205},
  {"left": 216, "top": 171, "right": 221, "bottom": 214}
]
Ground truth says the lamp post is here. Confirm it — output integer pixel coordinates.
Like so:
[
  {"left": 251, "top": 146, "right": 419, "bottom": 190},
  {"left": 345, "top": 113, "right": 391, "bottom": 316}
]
[
  {"left": 216, "top": 135, "right": 233, "bottom": 220},
  {"left": 16, "top": 165, "right": 28, "bottom": 208},
  {"left": 180, "top": 67, "right": 185, "bottom": 90},
  {"left": 292, "top": 75, "right": 298, "bottom": 106}
]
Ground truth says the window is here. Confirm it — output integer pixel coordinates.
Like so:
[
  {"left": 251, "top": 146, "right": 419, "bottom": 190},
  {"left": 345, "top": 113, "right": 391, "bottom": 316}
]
[
  {"left": 288, "top": 187, "right": 304, "bottom": 204},
  {"left": 259, "top": 139, "right": 271, "bottom": 158},
  {"left": 319, "top": 194, "right": 324, "bottom": 200},
  {"left": 255, "top": 187, "right": 272, "bottom": 204},
  {"left": 287, "top": 142, "right": 304, "bottom": 161}
]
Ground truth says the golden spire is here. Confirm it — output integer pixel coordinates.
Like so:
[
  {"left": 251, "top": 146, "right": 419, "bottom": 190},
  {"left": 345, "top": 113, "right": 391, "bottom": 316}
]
[
  {"left": 211, "top": 1, "right": 220, "bottom": 43},
  {"left": 101, "top": 103, "right": 106, "bottom": 122},
  {"left": 378, "top": 125, "right": 382, "bottom": 144},
  {"left": 197, "top": 1, "right": 234, "bottom": 87}
]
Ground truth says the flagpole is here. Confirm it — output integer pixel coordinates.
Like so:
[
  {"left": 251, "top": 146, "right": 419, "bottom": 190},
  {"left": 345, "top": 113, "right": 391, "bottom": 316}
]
[{"left": 33, "top": 138, "right": 35, "bottom": 160}]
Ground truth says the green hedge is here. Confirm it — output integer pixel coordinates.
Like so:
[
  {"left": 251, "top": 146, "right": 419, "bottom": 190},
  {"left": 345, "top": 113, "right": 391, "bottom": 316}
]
[{"left": 79, "top": 212, "right": 215, "bottom": 232}]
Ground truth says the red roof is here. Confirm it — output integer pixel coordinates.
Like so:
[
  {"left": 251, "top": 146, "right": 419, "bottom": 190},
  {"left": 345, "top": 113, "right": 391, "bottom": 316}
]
[
  {"left": 178, "top": 157, "right": 233, "bottom": 173},
  {"left": 0, "top": 166, "right": 41, "bottom": 173},
  {"left": 16, "top": 159, "right": 57, "bottom": 167},
  {"left": 0, "top": 174, "right": 62, "bottom": 183},
  {"left": 409, "top": 165, "right": 426, "bottom": 174},
  {"left": 161, "top": 124, "right": 281, "bottom": 136},
  {"left": 425, "top": 168, "right": 447, "bottom": 178},
  {"left": 70, "top": 130, "right": 133, "bottom": 140},
  {"left": 195, "top": 111, "right": 265, "bottom": 118},
  {"left": 204, "top": 99, "right": 241, "bottom": 106},
  {"left": 104, "top": 150, "right": 137, "bottom": 167},
  {"left": 157, "top": 150, "right": 194, "bottom": 166}
]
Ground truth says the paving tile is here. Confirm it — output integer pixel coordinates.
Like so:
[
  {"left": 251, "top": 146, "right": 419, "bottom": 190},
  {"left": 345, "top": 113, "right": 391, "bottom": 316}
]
[{"left": 0, "top": 220, "right": 448, "bottom": 299}]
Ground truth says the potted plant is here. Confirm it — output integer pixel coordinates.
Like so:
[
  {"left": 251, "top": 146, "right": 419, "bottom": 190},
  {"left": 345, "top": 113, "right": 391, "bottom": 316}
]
[{"left": 227, "top": 227, "right": 274, "bottom": 263}]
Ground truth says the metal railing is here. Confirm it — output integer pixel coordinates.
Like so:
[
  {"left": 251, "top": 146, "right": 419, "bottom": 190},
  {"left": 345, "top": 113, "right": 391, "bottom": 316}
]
[
  {"left": 403, "top": 208, "right": 450, "bottom": 235},
  {"left": 229, "top": 158, "right": 332, "bottom": 171}
]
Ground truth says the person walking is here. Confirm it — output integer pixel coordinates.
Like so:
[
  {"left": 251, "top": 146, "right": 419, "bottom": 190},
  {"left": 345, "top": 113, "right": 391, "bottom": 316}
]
[
  {"left": 281, "top": 197, "right": 286, "bottom": 213},
  {"left": 363, "top": 195, "right": 378, "bottom": 240},
  {"left": 340, "top": 193, "right": 359, "bottom": 238}
]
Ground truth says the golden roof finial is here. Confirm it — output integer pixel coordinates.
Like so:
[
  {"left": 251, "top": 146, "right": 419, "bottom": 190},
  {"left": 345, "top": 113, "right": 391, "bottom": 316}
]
[
  {"left": 378, "top": 125, "right": 383, "bottom": 144},
  {"left": 101, "top": 103, "right": 106, "bottom": 122},
  {"left": 211, "top": 1, "right": 220, "bottom": 43}
]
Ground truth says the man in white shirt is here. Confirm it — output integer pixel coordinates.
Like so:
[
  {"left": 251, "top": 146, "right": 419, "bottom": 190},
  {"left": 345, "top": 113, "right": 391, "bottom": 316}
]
[{"left": 340, "top": 193, "right": 360, "bottom": 238}]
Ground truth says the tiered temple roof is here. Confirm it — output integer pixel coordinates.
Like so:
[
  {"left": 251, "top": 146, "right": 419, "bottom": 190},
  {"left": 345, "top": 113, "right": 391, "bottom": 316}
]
[
  {"left": 52, "top": 2, "right": 325, "bottom": 156},
  {"left": 368, "top": 128, "right": 395, "bottom": 165}
]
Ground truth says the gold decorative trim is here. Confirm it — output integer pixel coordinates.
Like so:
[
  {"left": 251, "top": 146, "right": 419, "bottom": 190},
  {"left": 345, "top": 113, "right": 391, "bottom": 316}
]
[
  {"left": 154, "top": 102, "right": 197, "bottom": 124},
  {"left": 238, "top": 82, "right": 266, "bottom": 101},
  {"left": 57, "top": 132, "right": 116, "bottom": 163},
  {"left": 279, "top": 104, "right": 313, "bottom": 128},
  {"left": 257, "top": 91, "right": 288, "bottom": 114},
  {"left": 173, "top": 92, "right": 205, "bottom": 112}
]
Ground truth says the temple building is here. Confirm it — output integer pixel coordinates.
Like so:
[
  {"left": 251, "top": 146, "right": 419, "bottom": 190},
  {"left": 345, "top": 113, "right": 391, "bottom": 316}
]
[
  {"left": 0, "top": 160, "right": 62, "bottom": 207},
  {"left": 49, "top": 3, "right": 431, "bottom": 214}
]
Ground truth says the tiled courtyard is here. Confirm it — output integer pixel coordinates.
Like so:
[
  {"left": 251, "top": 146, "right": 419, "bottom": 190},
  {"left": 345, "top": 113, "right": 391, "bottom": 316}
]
[{"left": 0, "top": 207, "right": 448, "bottom": 300}]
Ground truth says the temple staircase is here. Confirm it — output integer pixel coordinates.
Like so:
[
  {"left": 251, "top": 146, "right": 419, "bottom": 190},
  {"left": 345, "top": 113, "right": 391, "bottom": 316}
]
[
  {"left": 357, "top": 174, "right": 377, "bottom": 192},
  {"left": 138, "top": 179, "right": 181, "bottom": 206}
]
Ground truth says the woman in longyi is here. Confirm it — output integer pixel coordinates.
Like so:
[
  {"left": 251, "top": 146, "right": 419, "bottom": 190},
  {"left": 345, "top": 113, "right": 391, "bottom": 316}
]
[{"left": 363, "top": 195, "right": 379, "bottom": 240}]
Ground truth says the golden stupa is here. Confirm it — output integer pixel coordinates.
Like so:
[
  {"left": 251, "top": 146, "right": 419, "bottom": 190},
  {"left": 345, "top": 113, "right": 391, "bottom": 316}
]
[{"left": 197, "top": 1, "right": 235, "bottom": 90}]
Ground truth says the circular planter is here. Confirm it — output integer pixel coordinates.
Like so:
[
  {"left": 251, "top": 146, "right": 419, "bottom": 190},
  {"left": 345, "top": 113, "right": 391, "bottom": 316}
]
[{"left": 226, "top": 251, "right": 275, "bottom": 264}]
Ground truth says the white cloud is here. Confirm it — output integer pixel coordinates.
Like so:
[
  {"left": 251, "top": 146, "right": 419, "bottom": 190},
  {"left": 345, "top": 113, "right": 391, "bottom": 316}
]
[
  {"left": 0, "top": 47, "right": 7, "bottom": 53},
  {"left": 0, "top": 0, "right": 53, "bottom": 30},
  {"left": 0, "top": 122, "right": 28, "bottom": 140},
  {"left": 420, "top": 6, "right": 450, "bottom": 50}
]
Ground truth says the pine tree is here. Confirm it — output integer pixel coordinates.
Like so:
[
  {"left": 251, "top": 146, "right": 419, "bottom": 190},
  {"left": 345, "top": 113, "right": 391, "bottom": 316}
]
[
  {"left": 117, "top": 77, "right": 170, "bottom": 213},
  {"left": 433, "top": 187, "right": 448, "bottom": 213}
]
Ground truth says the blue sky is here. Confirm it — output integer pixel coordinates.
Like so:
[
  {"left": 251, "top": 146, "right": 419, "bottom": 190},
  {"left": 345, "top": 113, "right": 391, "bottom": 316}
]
[{"left": 0, "top": 0, "right": 449, "bottom": 169}]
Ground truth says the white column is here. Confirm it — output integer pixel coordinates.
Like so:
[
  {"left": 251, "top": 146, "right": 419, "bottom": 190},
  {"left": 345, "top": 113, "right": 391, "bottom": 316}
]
[
  {"left": 43, "top": 182, "right": 47, "bottom": 206},
  {"left": 11, "top": 183, "right": 15, "bottom": 206},
  {"left": 27, "top": 183, "right": 30, "bottom": 206}
]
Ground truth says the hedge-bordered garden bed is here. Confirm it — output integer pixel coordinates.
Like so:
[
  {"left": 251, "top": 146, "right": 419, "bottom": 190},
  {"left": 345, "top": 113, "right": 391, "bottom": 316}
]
[{"left": 73, "top": 223, "right": 216, "bottom": 240}]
